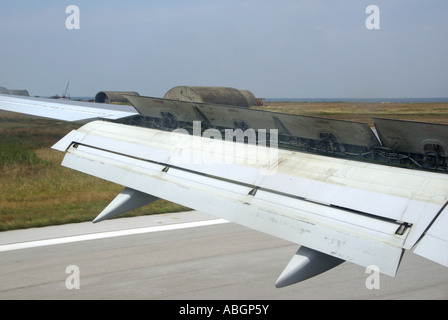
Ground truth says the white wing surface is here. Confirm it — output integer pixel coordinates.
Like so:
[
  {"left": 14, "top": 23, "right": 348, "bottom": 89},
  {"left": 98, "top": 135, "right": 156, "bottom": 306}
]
[{"left": 0, "top": 94, "right": 137, "bottom": 122}]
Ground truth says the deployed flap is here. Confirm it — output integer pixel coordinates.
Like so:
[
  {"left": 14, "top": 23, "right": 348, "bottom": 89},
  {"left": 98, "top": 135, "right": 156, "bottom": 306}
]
[
  {"left": 93, "top": 187, "right": 159, "bottom": 223},
  {"left": 275, "top": 246, "right": 344, "bottom": 288},
  {"left": 53, "top": 121, "right": 448, "bottom": 277}
]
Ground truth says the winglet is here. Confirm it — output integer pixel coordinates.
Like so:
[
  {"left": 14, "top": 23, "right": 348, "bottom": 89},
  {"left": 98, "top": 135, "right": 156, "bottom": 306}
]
[
  {"left": 275, "top": 246, "right": 344, "bottom": 288},
  {"left": 93, "top": 188, "right": 159, "bottom": 223}
]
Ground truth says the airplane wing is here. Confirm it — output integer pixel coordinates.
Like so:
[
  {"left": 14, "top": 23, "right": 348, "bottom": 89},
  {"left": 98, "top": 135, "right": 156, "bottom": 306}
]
[
  {"left": 51, "top": 120, "right": 448, "bottom": 287},
  {"left": 0, "top": 94, "right": 138, "bottom": 122},
  {"left": 1, "top": 93, "right": 448, "bottom": 287}
]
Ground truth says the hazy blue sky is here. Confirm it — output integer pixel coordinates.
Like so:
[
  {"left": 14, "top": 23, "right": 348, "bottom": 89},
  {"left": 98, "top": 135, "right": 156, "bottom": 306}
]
[{"left": 0, "top": 0, "right": 447, "bottom": 98}]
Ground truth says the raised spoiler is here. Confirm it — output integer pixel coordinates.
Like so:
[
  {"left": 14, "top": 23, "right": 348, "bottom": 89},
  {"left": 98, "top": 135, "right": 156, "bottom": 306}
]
[{"left": 53, "top": 120, "right": 448, "bottom": 287}]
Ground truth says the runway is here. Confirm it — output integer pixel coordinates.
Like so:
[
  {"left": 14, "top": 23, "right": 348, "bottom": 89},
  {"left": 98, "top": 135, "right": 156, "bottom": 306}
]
[{"left": 1, "top": 211, "right": 447, "bottom": 300}]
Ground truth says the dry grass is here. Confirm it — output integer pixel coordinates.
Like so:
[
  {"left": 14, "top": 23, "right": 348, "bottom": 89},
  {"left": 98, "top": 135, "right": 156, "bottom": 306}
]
[
  {"left": 0, "top": 111, "right": 189, "bottom": 231},
  {"left": 0, "top": 148, "right": 189, "bottom": 231},
  {"left": 256, "top": 102, "right": 448, "bottom": 126}
]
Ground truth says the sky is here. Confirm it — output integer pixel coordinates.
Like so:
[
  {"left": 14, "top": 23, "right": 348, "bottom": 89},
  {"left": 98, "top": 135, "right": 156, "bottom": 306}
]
[{"left": 0, "top": 0, "right": 447, "bottom": 99}]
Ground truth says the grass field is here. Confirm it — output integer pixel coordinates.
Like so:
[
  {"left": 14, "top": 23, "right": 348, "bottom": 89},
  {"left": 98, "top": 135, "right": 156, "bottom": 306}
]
[
  {"left": 1, "top": 101, "right": 448, "bottom": 231},
  {"left": 256, "top": 101, "right": 448, "bottom": 126},
  {"left": 0, "top": 111, "right": 189, "bottom": 231}
]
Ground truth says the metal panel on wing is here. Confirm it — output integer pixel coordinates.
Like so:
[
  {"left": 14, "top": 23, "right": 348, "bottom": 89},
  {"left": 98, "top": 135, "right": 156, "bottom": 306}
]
[
  {"left": 125, "top": 95, "right": 380, "bottom": 151},
  {"left": 373, "top": 118, "right": 448, "bottom": 155}
]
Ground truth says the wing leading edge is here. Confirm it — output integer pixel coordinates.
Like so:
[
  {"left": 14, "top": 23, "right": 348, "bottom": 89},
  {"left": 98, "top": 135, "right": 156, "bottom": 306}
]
[
  {"left": 0, "top": 94, "right": 138, "bottom": 122},
  {"left": 52, "top": 120, "right": 448, "bottom": 286}
]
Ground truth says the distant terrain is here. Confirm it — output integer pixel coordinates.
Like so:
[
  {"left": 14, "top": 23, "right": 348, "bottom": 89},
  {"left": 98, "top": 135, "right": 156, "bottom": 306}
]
[{"left": 256, "top": 101, "right": 448, "bottom": 126}]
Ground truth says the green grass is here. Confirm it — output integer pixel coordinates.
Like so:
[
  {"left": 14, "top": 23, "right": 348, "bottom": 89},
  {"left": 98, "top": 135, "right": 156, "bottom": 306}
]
[
  {"left": 0, "top": 115, "right": 190, "bottom": 231},
  {"left": 0, "top": 135, "right": 43, "bottom": 167}
]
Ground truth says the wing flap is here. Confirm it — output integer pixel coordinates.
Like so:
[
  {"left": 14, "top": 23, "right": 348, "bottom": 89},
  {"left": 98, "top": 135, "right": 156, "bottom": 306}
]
[
  {"left": 61, "top": 143, "right": 406, "bottom": 276},
  {"left": 53, "top": 121, "right": 448, "bottom": 248},
  {"left": 50, "top": 120, "right": 448, "bottom": 276}
]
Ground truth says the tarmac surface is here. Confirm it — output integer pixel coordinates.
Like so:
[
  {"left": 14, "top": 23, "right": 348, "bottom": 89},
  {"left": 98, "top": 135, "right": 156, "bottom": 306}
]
[{"left": 1, "top": 211, "right": 447, "bottom": 300}]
